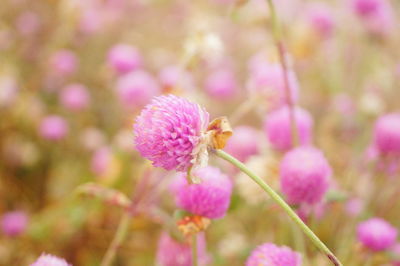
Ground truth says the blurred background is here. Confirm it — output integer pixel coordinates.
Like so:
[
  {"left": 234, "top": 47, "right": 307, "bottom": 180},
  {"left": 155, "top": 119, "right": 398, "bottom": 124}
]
[{"left": 0, "top": 0, "right": 400, "bottom": 265}]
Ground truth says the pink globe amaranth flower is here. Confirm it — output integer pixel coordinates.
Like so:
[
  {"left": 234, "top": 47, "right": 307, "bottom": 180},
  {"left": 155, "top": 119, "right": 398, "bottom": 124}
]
[
  {"left": 247, "top": 62, "right": 299, "bottom": 110},
  {"left": 373, "top": 113, "right": 400, "bottom": 156},
  {"left": 134, "top": 95, "right": 210, "bottom": 172},
  {"left": 107, "top": 44, "right": 142, "bottom": 74},
  {"left": 91, "top": 147, "right": 112, "bottom": 176},
  {"left": 49, "top": 50, "right": 78, "bottom": 76},
  {"left": 171, "top": 166, "right": 232, "bottom": 219},
  {"left": 16, "top": 11, "right": 41, "bottom": 36},
  {"left": 306, "top": 3, "right": 335, "bottom": 39},
  {"left": 205, "top": 68, "right": 237, "bottom": 100},
  {"left": 345, "top": 198, "right": 364, "bottom": 217},
  {"left": 60, "top": 83, "right": 90, "bottom": 111},
  {"left": 280, "top": 147, "right": 331, "bottom": 205},
  {"left": 30, "top": 253, "right": 71, "bottom": 266},
  {"left": 116, "top": 70, "right": 160, "bottom": 109},
  {"left": 264, "top": 106, "right": 313, "bottom": 151},
  {"left": 39, "top": 115, "right": 68, "bottom": 141},
  {"left": 357, "top": 218, "right": 398, "bottom": 251},
  {"left": 156, "top": 232, "right": 209, "bottom": 266},
  {"left": 225, "top": 126, "right": 260, "bottom": 162},
  {"left": 158, "top": 65, "right": 194, "bottom": 92},
  {"left": 351, "top": 0, "right": 395, "bottom": 36},
  {"left": 1, "top": 211, "right": 28, "bottom": 237},
  {"left": 246, "top": 243, "right": 302, "bottom": 266}
]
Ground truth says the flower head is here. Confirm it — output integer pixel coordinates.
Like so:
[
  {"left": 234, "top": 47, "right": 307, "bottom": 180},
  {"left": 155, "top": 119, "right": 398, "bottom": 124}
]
[
  {"left": 60, "top": 83, "right": 90, "bottom": 111},
  {"left": 205, "top": 68, "right": 237, "bottom": 100},
  {"left": 247, "top": 62, "right": 299, "bottom": 110},
  {"left": 30, "top": 254, "right": 70, "bottom": 266},
  {"left": 264, "top": 106, "right": 313, "bottom": 151},
  {"left": 134, "top": 95, "right": 210, "bottom": 171},
  {"left": 107, "top": 44, "right": 142, "bottom": 74},
  {"left": 225, "top": 126, "right": 260, "bottom": 162},
  {"left": 171, "top": 166, "right": 232, "bottom": 219},
  {"left": 246, "top": 243, "right": 302, "bottom": 266},
  {"left": 156, "top": 232, "right": 209, "bottom": 266},
  {"left": 1, "top": 211, "right": 28, "bottom": 237},
  {"left": 373, "top": 113, "right": 400, "bottom": 156},
  {"left": 49, "top": 50, "right": 77, "bottom": 76},
  {"left": 39, "top": 115, "right": 68, "bottom": 141},
  {"left": 280, "top": 147, "right": 331, "bottom": 205},
  {"left": 116, "top": 70, "right": 160, "bottom": 109},
  {"left": 306, "top": 3, "right": 335, "bottom": 38},
  {"left": 357, "top": 217, "right": 398, "bottom": 251}
]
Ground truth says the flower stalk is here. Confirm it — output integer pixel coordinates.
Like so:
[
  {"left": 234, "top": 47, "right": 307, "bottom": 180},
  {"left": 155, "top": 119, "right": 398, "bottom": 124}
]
[
  {"left": 191, "top": 234, "right": 198, "bottom": 266},
  {"left": 100, "top": 213, "right": 130, "bottom": 266},
  {"left": 214, "top": 149, "right": 342, "bottom": 266}
]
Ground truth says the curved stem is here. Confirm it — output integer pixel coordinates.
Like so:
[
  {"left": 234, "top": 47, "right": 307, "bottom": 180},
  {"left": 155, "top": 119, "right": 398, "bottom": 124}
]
[
  {"left": 100, "top": 213, "right": 130, "bottom": 266},
  {"left": 214, "top": 149, "right": 342, "bottom": 266},
  {"left": 191, "top": 234, "right": 198, "bottom": 266}
]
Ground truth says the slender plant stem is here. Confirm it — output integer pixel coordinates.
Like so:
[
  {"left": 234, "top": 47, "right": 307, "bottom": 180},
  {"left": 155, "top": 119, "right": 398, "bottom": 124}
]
[
  {"left": 265, "top": 0, "right": 299, "bottom": 146},
  {"left": 191, "top": 234, "right": 198, "bottom": 266},
  {"left": 214, "top": 149, "right": 342, "bottom": 266},
  {"left": 100, "top": 213, "right": 130, "bottom": 266}
]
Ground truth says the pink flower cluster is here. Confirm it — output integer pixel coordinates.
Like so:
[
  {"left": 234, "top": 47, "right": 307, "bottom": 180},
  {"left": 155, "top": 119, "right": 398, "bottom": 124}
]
[
  {"left": 134, "top": 95, "right": 210, "bottom": 171},
  {"left": 246, "top": 243, "right": 302, "bottom": 266},
  {"left": 171, "top": 166, "right": 232, "bottom": 219},
  {"left": 30, "top": 254, "right": 71, "bottom": 266},
  {"left": 357, "top": 217, "right": 398, "bottom": 251},
  {"left": 280, "top": 147, "right": 331, "bottom": 205}
]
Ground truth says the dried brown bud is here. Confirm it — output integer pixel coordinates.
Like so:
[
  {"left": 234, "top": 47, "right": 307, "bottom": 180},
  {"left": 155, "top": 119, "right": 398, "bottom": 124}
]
[{"left": 207, "top": 116, "right": 233, "bottom": 149}]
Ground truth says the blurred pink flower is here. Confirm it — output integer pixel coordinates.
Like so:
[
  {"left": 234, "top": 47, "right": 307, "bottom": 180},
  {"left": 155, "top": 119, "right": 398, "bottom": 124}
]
[
  {"left": 158, "top": 65, "right": 194, "bottom": 92},
  {"left": 345, "top": 198, "right": 364, "bottom": 217},
  {"left": 15, "top": 11, "right": 41, "bottom": 36},
  {"left": 264, "top": 106, "right": 313, "bottom": 151},
  {"left": 205, "top": 68, "right": 237, "bottom": 100},
  {"left": 373, "top": 113, "right": 400, "bottom": 156},
  {"left": 108, "top": 44, "right": 142, "bottom": 74},
  {"left": 280, "top": 147, "right": 331, "bottom": 205},
  {"left": 306, "top": 3, "right": 335, "bottom": 39},
  {"left": 60, "top": 83, "right": 90, "bottom": 111},
  {"left": 225, "top": 126, "right": 260, "bottom": 162},
  {"left": 49, "top": 50, "right": 78, "bottom": 76},
  {"left": 38, "top": 115, "right": 68, "bottom": 141},
  {"left": 1, "top": 211, "right": 28, "bottom": 237},
  {"left": 246, "top": 243, "right": 302, "bottom": 266},
  {"left": 30, "top": 254, "right": 70, "bottom": 266},
  {"left": 351, "top": 0, "right": 395, "bottom": 36},
  {"left": 116, "top": 70, "right": 160, "bottom": 109},
  {"left": 134, "top": 95, "right": 210, "bottom": 171},
  {"left": 171, "top": 166, "right": 232, "bottom": 219},
  {"left": 357, "top": 217, "right": 397, "bottom": 251},
  {"left": 247, "top": 62, "right": 299, "bottom": 110},
  {"left": 156, "top": 232, "right": 209, "bottom": 266},
  {"left": 91, "top": 147, "right": 112, "bottom": 176}
]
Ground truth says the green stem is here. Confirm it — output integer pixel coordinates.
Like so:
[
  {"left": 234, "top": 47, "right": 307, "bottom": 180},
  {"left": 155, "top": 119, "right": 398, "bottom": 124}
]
[
  {"left": 191, "top": 234, "right": 198, "bottom": 266},
  {"left": 214, "top": 149, "right": 342, "bottom": 266},
  {"left": 100, "top": 213, "right": 130, "bottom": 266}
]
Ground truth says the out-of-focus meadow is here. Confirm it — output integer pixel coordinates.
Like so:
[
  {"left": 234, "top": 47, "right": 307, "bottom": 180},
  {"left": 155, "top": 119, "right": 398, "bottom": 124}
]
[{"left": 1, "top": 0, "right": 400, "bottom": 265}]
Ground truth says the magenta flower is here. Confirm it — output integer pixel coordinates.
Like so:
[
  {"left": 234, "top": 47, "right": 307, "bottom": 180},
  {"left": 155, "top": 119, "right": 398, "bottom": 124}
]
[
  {"left": 60, "top": 83, "right": 90, "bottom": 111},
  {"left": 1, "top": 211, "right": 28, "bottom": 237},
  {"left": 116, "top": 70, "right": 160, "bottom": 109},
  {"left": 205, "top": 68, "right": 237, "bottom": 100},
  {"left": 171, "top": 166, "right": 232, "bottom": 219},
  {"left": 306, "top": 3, "right": 335, "bottom": 39},
  {"left": 247, "top": 62, "right": 299, "bottom": 110},
  {"left": 30, "top": 254, "right": 70, "bottom": 266},
  {"left": 134, "top": 95, "right": 210, "bottom": 171},
  {"left": 158, "top": 65, "right": 193, "bottom": 91},
  {"left": 280, "top": 147, "right": 331, "bottom": 205},
  {"left": 107, "top": 44, "right": 142, "bottom": 74},
  {"left": 39, "top": 115, "right": 68, "bottom": 141},
  {"left": 373, "top": 113, "right": 400, "bottom": 156},
  {"left": 156, "top": 232, "right": 209, "bottom": 266},
  {"left": 264, "top": 106, "right": 313, "bottom": 151},
  {"left": 246, "top": 243, "right": 302, "bottom": 266},
  {"left": 225, "top": 126, "right": 260, "bottom": 162},
  {"left": 357, "top": 218, "right": 398, "bottom": 251},
  {"left": 49, "top": 50, "right": 77, "bottom": 76}
]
